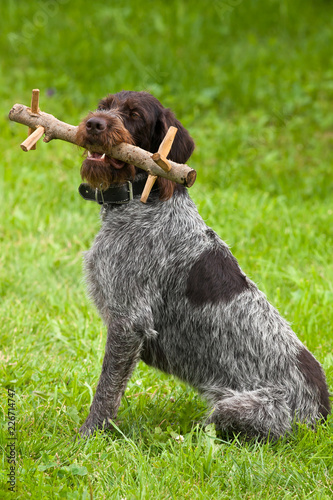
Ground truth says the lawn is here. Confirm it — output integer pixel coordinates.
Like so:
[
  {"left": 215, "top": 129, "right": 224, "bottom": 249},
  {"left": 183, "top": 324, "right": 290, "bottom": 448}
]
[{"left": 0, "top": 0, "right": 333, "bottom": 498}]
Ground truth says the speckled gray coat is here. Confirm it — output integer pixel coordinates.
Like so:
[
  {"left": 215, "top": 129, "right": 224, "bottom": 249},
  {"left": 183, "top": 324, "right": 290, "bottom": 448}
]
[{"left": 79, "top": 188, "right": 330, "bottom": 440}]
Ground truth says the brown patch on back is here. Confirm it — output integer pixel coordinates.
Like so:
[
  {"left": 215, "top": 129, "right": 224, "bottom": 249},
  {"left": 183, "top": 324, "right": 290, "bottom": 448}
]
[{"left": 186, "top": 247, "right": 250, "bottom": 306}]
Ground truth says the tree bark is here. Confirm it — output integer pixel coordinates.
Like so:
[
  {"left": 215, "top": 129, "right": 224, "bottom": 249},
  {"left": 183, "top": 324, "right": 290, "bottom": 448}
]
[{"left": 8, "top": 103, "right": 197, "bottom": 187}]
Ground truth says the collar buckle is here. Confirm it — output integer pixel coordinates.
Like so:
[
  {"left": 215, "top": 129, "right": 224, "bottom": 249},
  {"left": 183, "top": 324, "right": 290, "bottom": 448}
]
[
  {"left": 127, "top": 181, "right": 133, "bottom": 201},
  {"left": 95, "top": 185, "right": 106, "bottom": 205}
]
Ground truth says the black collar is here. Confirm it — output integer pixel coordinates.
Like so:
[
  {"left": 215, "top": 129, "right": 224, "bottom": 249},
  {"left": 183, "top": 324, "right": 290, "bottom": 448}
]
[{"left": 78, "top": 179, "right": 156, "bottom": 205}]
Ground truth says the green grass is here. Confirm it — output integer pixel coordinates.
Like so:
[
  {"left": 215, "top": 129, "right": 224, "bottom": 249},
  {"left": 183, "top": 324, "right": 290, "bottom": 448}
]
[{"left": 1, "top": 0, "right": 333, "bottom": 498}]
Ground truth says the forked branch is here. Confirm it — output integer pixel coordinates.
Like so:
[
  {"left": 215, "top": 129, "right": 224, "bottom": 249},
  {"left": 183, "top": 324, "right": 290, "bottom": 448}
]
[{"left": 9, "top": 102, "right": 196, "bottom": 188}]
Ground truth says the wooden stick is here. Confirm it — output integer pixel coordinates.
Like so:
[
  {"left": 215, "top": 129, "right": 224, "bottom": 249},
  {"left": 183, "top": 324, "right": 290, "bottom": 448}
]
[
  {"left": 157, "top": 125, "right": 178, "bottom": 160},
  {"left": 151, "top": 125, "right": 178, "bottom": 172},
  {"left": 141, "top": 127, "right": 178, "bottom": 203},
  {"left": 8, "top": 103, "right": 197, "bottom": 187},
  {"left": 21, "top": 125, "right": 45, "bottom": 152},
  {"left": 9, "top": 104, "right": 77, "bottom": 144},
  {"left": 31, "top": 89, "right": 40, "bottom": 112},
  {"left": 151, "top": 152, "right": 172, "bottom": 172},
  {"left": 27, "top": 89, "right": 42, "bottom": 150},
  {"left": 140, "top": 175, "right": 158, "bottom": 203}
]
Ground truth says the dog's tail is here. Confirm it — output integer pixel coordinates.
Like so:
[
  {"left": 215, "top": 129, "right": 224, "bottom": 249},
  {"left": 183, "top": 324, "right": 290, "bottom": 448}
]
[{"left": 206, "top": 387, "right": 294, "bottom": 440}]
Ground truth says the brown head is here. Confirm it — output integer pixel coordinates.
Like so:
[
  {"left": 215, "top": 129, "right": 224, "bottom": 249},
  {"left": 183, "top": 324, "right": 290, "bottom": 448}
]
[{"left": 76, "top": 91, "right": 195, "bottom": 200}]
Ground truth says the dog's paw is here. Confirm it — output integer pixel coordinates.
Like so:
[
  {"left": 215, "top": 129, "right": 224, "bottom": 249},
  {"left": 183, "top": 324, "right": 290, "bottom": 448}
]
[
  {"left": 78, "top": 423, "right": 96, "bottom": 439},
  {"left": 78, "top": 414, "right": 112, "bottom": 439},
  {"left": 78, "top": 415, "right": 102, "bottom": 439}
]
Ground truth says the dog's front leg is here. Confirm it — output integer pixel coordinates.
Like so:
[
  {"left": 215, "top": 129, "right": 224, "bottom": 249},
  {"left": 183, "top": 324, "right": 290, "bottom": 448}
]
[{"left": 79, "top": 322, "right": 143, "bottom": 437}]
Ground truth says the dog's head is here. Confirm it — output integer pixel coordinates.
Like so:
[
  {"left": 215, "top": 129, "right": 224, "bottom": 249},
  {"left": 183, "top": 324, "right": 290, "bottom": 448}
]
[{"left": 76, "top": 91, "right": 195, "bottom": 200}]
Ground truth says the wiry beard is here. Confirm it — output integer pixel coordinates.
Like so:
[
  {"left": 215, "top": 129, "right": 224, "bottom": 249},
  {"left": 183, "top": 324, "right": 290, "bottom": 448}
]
[{"left": 80, "top": 152, "right": 136, "bottom": 189}]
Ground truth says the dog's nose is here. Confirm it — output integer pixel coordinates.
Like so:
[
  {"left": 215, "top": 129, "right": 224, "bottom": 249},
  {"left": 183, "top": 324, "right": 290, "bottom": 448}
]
[{"left": 86, "top": 117, "right": 107, "bottom": 134}]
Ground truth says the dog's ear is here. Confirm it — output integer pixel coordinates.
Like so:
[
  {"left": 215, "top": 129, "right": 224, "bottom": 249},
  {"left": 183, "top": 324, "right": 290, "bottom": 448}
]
[{"left": 151, "top": 108, "right": 195, "bottom": 164}]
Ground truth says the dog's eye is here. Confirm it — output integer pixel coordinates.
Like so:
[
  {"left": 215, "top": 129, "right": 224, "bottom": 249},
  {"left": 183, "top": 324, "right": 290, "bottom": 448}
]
[{"left": 129, "top": 111, "right": 141, "bottom": 119}]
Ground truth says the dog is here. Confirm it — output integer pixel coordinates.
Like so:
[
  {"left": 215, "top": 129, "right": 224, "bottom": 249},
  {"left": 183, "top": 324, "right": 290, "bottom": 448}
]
[{"left": 76, "top": 90, "right": 330, "bottom": 440}]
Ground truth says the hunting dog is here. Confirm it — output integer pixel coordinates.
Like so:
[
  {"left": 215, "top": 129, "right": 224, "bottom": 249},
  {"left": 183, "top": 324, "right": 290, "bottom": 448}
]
[{"left": 76, "top": 91, "right": 330, "bottom": 440}]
